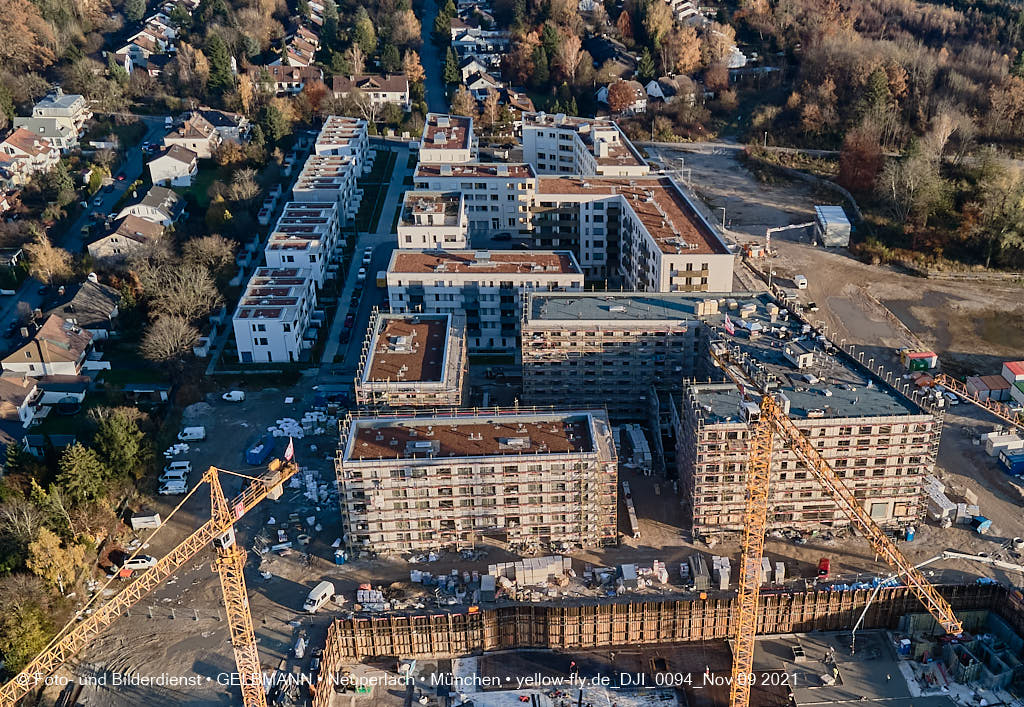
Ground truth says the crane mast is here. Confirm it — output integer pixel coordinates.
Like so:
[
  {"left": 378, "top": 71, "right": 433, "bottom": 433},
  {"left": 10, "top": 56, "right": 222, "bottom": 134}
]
[
  {"left": 705, "top": 343, "right": 962, "bottom": 707},
  {"left": 1, "top": 460, "right": 299, "bottom": 707}
]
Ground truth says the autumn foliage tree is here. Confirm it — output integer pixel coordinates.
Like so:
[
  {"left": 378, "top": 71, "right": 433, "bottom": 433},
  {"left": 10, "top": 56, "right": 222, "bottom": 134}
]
[
  {"left": 607, "top": 80, "right": 635, "bottom": 114},
  {"left": 0, "top": 0, "right": 56, "bottom": 70},
  {"left": 838, "top": 121, "right": 884, "bottom": 193}
]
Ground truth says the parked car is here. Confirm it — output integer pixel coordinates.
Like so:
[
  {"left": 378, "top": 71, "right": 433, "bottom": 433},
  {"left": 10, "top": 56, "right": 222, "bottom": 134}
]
[
  {"left": 120, "top": 555, "right": 158, "bottom": 571},
  {"left": 92, "top": 195, "right": 103, "bottom": 206},
  {"left": 37, "top": 285, "right": 48, "bottom": 295},
  {"left": 116, "top": 173, "right": 126, "bottom": 181},
  {"left": 343, "top": 314, "right": 355, "bottom": 328},
  {"left": 309, "top": 648, "right": 323, "bottom": 676},
  {"left": 357, "top": 267, "right": 366, "bottom": 281},
  {"left": 158, "top": 482, "right": 187, "bottom": 495},
  {"left": 222, "top": 390, "right": 246, "bottom": 402}
]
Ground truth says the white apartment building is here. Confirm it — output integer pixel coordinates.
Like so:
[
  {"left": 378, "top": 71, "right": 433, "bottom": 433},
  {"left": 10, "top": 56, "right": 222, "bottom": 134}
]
[
  {"left": 313, "top": 115, "right": 370, "bottom": 163},
  {"left": 292, "top": 155, "right": 362, "bottom": 226},
  {"left": 397, "top": 191, "right": 469, "bottom": 249},
  {"left": 336, "top": 408, "right": 618, "bottom": 553},
  {"left": 264, "top": 201, "right": 341, "bottom": 288},
  {"left": 521, "top": 112, "right": 649, "bottom": 177},
  {"left": 232, "top": 267, "right": 317, "bottom": 364},
  {"left": 355, "top": 312, "right": 467, "bottom": 409},
  {"left": 413, "top": 162, "right": 536, "bottom": 236},
  {"left": 532, "top": 176, "right": 734, "bottom": 290},
  {"left": 31, "top": 89, "right": 92, "bottom": 136},
  {"left": 386, "top": 249, "right": 584, "bottom": 352},
  {"left": 419, "top": 113, "right": 477, "bottom": 163}
]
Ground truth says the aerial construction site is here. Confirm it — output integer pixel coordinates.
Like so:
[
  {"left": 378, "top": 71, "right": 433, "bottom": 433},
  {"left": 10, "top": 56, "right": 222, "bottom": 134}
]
[{"left": 3, "top": 114, "right": 1024, "bottom": 707}]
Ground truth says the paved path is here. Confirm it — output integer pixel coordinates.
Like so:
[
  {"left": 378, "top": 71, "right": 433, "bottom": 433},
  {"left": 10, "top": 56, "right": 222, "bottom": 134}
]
[
  {"left": 418, "top": 0, "right": 449, "bottom": 113},
  {"left": 317, "top": 143, "right": 414, "bottom": 378}
]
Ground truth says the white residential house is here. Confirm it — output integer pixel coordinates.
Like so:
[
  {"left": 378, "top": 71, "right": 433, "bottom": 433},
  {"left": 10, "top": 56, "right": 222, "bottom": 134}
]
[
  {"left": 0, "top": 375, "right": 42, "bottom": 431},
  {"left": 115, "top": 186, "right": 186, "bottom": 226},
  {"left": 32, "top": 89, "right": 92, "bottom": 135},
  {"left": 232, "top": 267, "right": 317, "bottom": 363},
  {"left": 0, "top": 128, "right": 60, "bottom": 187},
  {"left": 246, "top": 65, "right": 324, "bottom": 95},
  {"left": 459, "top": 58, "right": 490, "bottom": 83},
  {"left": 148, "top": 145, "right": 198, "bottom": 186},
  {"left": 331, "top": 74, "right": 411, "bottom": 112},
  {"left": 11, "top": 117, "right": 78, "bottom": 152},
  {"left": 264, "top": 201, "right": 341, "bottom": 288},
  {"left": 1, "top": 316, "right": 93, "bottom": 377},
  {"left": 163, "top": 113, "right": 221, "bottom": 159},
  {"left": 521, "top": 112, "right": 649, "bottom": 176}
]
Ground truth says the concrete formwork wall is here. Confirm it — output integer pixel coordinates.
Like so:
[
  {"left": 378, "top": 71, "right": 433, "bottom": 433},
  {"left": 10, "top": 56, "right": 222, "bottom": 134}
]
[{"left": 319, "top": 584, "right": 1007, "bottom": 665}]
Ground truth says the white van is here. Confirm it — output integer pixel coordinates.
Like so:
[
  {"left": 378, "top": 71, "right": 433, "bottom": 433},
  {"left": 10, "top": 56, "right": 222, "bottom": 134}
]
[
  {"left": 794, "top": 274, "right": 808, "bottom": 289},
  {"left": 303, "top": 581, "right": 335, "bottom": 614},
  {"left": 159, "top": 465, "right": 190, "bottom": 484},
  {"left": 178, "top": 426, "right": 206, "bottom": 441},
  {"left": 158, "top": 481, "right": 188, "bottom": 495}
]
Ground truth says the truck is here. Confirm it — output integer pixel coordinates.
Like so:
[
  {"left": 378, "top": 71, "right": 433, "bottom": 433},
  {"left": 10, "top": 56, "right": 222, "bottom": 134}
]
[
  {"left": 376, "top": 270, "right": 386, "bottom": 288},
  {"left": 245, "top": 435, "right": 276, "bottom": 465}
]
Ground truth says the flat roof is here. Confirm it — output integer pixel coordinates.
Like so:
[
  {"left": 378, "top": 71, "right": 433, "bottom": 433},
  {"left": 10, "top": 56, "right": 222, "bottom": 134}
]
[
  {"left": 538, "top": 177, "right": 729, "bottom": 256},
  {"left": 400, "top": 191, "right": 462, "bottom": 227},
  {"left": 415, "top": 162, "right": 535, "bottom": 179},
  {"left": 344, "top": 410, "right": 608, "bottom": 461},
  {"left": 523, "top": 112, "right": 647, "bottom": 169},
  {"left": 422, "top": 113, "right": 472, "bottom": 151},
  {"left": 390, "top": 249, "right": 582, "bottom": 276},
  {"left": 527, "top": 291, "right": 923, "bottom": 420},
  {"left": 234, "top": 267, "right": 311, "bottom": 321},
  {"left": 315, "top": 116, "right": 367, "bottom": 145},
  {"left": 365, "top": 315, "right": 449, "bottom": 384}
]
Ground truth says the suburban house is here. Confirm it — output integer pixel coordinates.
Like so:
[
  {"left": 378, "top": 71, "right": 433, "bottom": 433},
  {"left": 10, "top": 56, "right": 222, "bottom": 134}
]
[
  {"left": 11, "top": 117, "right": 78, "bottom": 152},
  {"left": 246, "top": 65, "right": 324, "bottom": 96},
  {"left": 0, "top": 128, "right": 60, "bottom": 187},
  {"left": 0, "top": 374, "right": 42, "bottom": 432},
  {"left": 197, "top": 107, "right": 250, "bottom": 143},
  {"left": 115, "top": 186, "right": 186, "bottom": 226},
  {"left": 44, "top": 281, "right": 121, "bottom": 340},
  {"left": 31, "top": 89, "right": 92, "bottom": 135},
  {"left": 597, "top": 80, "right": 648, "bottom": 115},
  {"left": 148, "top": 145, "right": 198, "bottom": 186},
  {"left": 331, "top": 74, "right": 411, "bottom": 111},
  {"left": 163, "top": 113, "right": 221, "bottom": 159},
  {"left": 465, "top": 72, "right": 502, "bottom": 97},
  {"left": 1, "top": 315, "right": 94, "bottom": 377},
  {"left": 88, "top": 215, "right": 164, "bottom": 262}
]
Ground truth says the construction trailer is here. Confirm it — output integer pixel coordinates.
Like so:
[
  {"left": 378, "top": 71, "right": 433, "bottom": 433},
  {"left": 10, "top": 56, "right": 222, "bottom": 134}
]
[{"left": 814, "top": 205, "right": 851, "bottom": 247}]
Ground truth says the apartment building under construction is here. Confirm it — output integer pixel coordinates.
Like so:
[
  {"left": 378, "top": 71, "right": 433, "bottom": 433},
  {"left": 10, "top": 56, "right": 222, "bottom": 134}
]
[
  {"left": 519, "top": 291, "right": 940, "bottom": 536},
  {"left": 354, "top": 312, "right": 467, "bottom": 409},
  {"left": 335, "top": 409, "right": 618, "bottom": 553}
]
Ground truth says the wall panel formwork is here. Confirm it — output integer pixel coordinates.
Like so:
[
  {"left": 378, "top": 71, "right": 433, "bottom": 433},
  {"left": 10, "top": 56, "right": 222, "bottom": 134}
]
[{"left": 321, "top": 584, "right": 1011, "bottom": 664}]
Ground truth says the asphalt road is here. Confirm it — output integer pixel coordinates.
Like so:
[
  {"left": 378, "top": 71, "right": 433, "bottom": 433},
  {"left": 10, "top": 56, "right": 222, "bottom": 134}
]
[
  {"left": 418, "top": 0, "right": 449, "bottom": 114},
  {"left": 0, "top": 115, "right": 168, "bottom": 350}
]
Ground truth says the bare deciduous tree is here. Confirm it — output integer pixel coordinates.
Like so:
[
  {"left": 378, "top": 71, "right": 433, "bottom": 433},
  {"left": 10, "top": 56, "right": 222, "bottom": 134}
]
[
  {"left": 228, "top": 167, "right": 260, "bottom": 203},
  {"left": 150, "top": 265, "right": 223, "bottom": 322},
  {"left": 450, "top": 87, "right": 477, "bottom": 118},
  {"left": 0, "top": 498, "right": 43, "bottom": 550},
  {"left": 24, "top": 234, "right": 72, "bottom": 285},
  {"left": 140, "top": 316, "right": 200, "bottom": 363},
  {"left": 554, "top": 31, "right": 583, "bottom": 84},
  {"left": 183, "top": 235, "right": 237, "bottom": 278},
  {"left": 345, "top": 45, "right": 366, "bottom": 76}
]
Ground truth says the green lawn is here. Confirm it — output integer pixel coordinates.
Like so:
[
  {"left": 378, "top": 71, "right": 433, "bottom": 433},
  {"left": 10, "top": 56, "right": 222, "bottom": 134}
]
[{"left": 175, "top": 165, "right": 219, "bottom": 207}]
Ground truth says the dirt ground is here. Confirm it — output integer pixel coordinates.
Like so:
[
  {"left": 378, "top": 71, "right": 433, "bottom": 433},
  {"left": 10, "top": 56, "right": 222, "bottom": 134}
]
[{"left": 47, "top": 143, "right": 1024, "bottom": 705}]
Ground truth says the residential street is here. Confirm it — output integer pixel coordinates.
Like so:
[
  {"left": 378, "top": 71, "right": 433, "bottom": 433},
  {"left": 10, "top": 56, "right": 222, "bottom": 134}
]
[
  {"left": 0, "top": 115, "right": 167, "bottom": 349},
  {"left": 418, "top": 0, "right": 449, "bottom": 114}
]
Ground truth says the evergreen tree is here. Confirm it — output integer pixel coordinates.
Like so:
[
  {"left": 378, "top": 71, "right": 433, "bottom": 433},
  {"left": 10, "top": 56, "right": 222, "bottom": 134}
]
[
  {"left": 442, "top": 0, "right": 457, "bottom": 17},
  {"left": 297, "top": 0, "right": 310, "bottom": 17},
  {"left": 433, "top": 12, "right": 450, "bottom": 38},
  {"left": 57, "top": 444, "right": 106, "bottom": 503},
  {"left": 323, "top": 0, "right": 339, "bottom": 47},
  {"left": 107, "top": 53, "right": 128, "bottom": 83},
  {"left": 637, "top": 48, "right": 655, "bottom": 83},
  {"left": 382, "top": 44, "right": 402, "bottom": 73},
  {"left": 354, "top": 7, "right": 378, "bottom": 55},
  {"left": 124, "top": 0, "right": 146, "bottom": 22},
  {"left": 93, "top": 409, "right": 149, "bottom": 480},
  {"left": 444, "top": 47, "right": 461, "bottom": 84},
  {"left": 258, "top": 103, "right": 288, "bottom": 143},
  {"left": 513, "top": 0, "right": 526, "bottom": 27},
  {"left": 206, "top": 34, "right": 235, "bottom": 94},
  {"left": 568, "top": 96, "right": 578, "bottom": 115},
  {"left": 541, "top": 23, "right": 559, "bottom": 56},
  {"left": 531, "top": 46, "right": 550, "bottom": 88}
]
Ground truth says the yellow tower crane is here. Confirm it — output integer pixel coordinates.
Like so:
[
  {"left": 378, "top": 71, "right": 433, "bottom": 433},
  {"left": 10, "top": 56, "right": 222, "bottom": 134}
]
[
  {"left": 0, "top": 459, "right": 301, "bottom": 707},
  {"left": 704, "top": 342, "right": 963, "bottom": 707}
]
